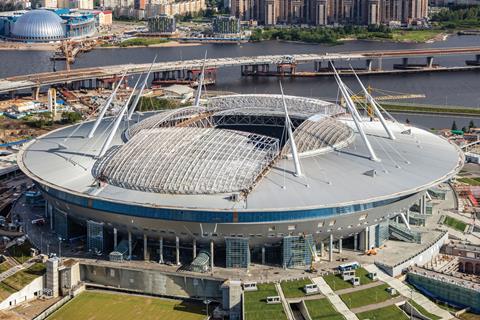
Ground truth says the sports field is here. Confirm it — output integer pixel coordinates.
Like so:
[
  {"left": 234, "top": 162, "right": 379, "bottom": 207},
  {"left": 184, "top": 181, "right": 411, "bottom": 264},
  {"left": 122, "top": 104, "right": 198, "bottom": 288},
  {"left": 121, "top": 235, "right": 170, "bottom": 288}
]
[{"left": 47, "top": 291, "right": 206, "bottom": 320}]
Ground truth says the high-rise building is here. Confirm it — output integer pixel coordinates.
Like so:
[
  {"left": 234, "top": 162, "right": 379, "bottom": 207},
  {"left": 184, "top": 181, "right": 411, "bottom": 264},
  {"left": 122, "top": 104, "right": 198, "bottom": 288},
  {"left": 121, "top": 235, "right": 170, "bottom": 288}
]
[
  {"left": 212, "top": 15, "right": 240, "bottom": 35},
  {"left": 230, "top": 0, "right": 427, "bottom": 26},
  {"left": 148, "top": 14, "right": 176, "bottom": 33}
]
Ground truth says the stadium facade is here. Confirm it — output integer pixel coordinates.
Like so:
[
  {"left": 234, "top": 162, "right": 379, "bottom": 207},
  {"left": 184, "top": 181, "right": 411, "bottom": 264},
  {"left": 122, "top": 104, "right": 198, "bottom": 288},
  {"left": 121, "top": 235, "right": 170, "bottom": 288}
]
[{"left": 18, "top": 79, "right": 464, "bottom": 269}]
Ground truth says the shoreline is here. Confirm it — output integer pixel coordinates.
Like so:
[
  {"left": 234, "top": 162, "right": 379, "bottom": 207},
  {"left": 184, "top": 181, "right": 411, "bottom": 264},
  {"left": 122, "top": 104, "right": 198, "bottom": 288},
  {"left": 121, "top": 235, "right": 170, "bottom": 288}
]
[{"left": 97, "top": 41, "right": 202, "bottom": 49}]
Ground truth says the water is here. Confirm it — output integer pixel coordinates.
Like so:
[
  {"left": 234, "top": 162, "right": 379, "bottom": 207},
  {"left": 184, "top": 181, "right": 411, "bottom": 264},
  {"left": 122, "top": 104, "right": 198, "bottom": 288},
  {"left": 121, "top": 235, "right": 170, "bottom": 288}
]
[{"left": 1, "top": 35, "right": 480, "bottom": 128}]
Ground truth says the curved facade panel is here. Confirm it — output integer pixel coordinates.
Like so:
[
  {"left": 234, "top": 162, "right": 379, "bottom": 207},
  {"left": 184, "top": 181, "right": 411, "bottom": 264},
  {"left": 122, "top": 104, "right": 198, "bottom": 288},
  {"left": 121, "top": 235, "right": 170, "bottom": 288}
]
[{"left": 11, "top": 10, "right": 65, "bottom": 42}]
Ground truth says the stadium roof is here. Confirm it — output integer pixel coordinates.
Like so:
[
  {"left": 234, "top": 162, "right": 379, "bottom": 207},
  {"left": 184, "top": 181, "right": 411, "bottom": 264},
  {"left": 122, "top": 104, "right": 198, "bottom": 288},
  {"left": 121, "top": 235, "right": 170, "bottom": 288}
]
[{"left": 93, "top": 127, "right": 279, "bottom": 194}]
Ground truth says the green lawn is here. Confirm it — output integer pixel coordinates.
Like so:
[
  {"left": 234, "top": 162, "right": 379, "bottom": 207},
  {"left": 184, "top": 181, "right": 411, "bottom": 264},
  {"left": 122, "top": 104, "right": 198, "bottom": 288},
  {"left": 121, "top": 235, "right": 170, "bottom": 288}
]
[
  {"left": 457, "top": 177, "right": 480, "bottom": 186},
  {"left": 2, "top": 263, "right": 45, "bottom": 291},
  {"left": 244, "top": 283, "right": 287, "bottom": 320},
  {"left": 357, "top": 305, "right": 409, "bottom": 320},
  {"left": 109, "top": 37, "right": 170, "bottom": 47},
  {"left": 323, "top": 268, "right": 375, "bottom": 291},
  {"left": 0, "top": 282, "right": 17, "bottom": 301},
  {"left": 391, "top": 30, "right": 444, "bottom": 42},
  {"left": 305, "top": 298, "right": 345, "bottom": 320},
  {"left": 8, "top": 241, "right": 33, "bottom": 264},
  {"left": 47, "top": 291, "right": 205, "bottom": 320},
  {"left": 443, "top": 216, "right": 467, "bottom": 232},
  {"left": 0, "top": 261, "right": 13, "bottom": 274},
  {"left": 339, "top": 284, "right": 398, "bottom": 309},
  {"left": 408, "top": 300, "right": 441, "bottom": 320},
  {"left": 280, "top": 279, "right": 312, "bottom": 298}
]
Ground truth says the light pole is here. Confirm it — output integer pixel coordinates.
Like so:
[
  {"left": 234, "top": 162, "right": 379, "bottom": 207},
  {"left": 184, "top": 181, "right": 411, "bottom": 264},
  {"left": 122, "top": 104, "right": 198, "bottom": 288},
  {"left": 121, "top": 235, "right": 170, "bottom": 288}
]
[
  {"left": 58, "top": 237, "right": 62, "bottom": 259},
  {"left": 203, "top": 299, "right": 212, "bottom": 317}
]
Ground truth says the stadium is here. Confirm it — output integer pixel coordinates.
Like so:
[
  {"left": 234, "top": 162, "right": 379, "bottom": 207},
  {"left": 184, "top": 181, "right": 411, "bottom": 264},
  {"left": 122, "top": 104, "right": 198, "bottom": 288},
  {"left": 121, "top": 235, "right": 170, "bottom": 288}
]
[{"left": 17, "top": 72, "right": 464, "bottom": 270}]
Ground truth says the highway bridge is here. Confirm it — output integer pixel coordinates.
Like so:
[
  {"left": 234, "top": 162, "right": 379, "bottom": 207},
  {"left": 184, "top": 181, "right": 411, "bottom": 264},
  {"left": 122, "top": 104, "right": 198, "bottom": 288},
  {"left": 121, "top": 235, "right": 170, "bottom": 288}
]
[{"left": 0, "top": 46, "right": 479, "bottom": 95}]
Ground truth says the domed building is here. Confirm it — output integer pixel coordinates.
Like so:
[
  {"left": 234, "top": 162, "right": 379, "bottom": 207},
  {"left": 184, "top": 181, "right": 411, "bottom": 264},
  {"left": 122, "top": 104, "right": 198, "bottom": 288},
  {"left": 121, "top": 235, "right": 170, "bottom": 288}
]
[
  {"left": 0, "top": 9, "right": 95, "bottom": 43},
  {"left": 11, "top": 10, "right": 65, "bottom": 42}
]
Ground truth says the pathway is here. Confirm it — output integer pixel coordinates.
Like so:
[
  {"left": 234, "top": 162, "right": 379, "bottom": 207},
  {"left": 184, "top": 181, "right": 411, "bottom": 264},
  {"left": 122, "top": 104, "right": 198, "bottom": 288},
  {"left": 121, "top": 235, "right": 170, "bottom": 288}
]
[
  {"left": 275, "top": 282, "right": 294, "bottom": 320},
  {"left": 0, "top": 259, "right": 35, "bottom": 282},
  {"left": 311, "top": 277, "right": 359, "bottom": 320},
  {"left": 349, "top": 295, "right": 405, "bottom": 314},
  {"left": 363, "top": 264, "right": 454, "bottom": 320},
  {"left": 335, "top": 281, "right": 384, "bottom": 295}
]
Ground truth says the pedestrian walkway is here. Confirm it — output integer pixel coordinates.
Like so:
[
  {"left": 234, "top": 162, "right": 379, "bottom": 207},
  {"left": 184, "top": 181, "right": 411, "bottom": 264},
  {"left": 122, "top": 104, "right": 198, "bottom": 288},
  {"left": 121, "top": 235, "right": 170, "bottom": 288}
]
[
  {"left": 0, "top": 259, "right": 35, "bottom": 282},
  {"left": 312, "top": 277, "right": 359, "bottom": 320},
  {"left": 350, "top": 295, "right": 405, "bottom": 314},
  {"left": 335, "top": 281, "right": 384, "bottom": 295},
  {"left": 275, "top": 282, "right": 294, "bottom": 320},
  {"left": 363, "top": 264, "right": 454, "bottom": 320}
]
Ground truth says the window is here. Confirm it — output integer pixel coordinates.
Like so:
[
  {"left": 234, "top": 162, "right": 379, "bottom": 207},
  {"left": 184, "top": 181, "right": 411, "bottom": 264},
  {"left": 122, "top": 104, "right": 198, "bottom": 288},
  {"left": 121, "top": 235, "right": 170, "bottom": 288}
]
[
  {"left": 288, "top": 225, "right": 296, "bottom": 231},
  {"left": 268, "top": 226, "right": 276, "bottom": 232}
]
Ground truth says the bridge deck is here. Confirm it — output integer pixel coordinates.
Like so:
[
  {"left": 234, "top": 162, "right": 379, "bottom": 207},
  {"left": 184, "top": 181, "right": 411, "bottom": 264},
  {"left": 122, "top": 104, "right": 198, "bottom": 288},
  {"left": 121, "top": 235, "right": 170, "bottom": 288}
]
[{"left": 1, "top": 47, "right": 479, "bottom": 94}]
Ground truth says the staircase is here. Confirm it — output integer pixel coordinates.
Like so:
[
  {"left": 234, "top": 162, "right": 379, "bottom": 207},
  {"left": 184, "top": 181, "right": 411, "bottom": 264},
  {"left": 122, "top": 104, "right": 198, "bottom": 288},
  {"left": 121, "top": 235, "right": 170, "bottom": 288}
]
[{"left": 389, "top": 222, "right": 421, "bottom": 243}]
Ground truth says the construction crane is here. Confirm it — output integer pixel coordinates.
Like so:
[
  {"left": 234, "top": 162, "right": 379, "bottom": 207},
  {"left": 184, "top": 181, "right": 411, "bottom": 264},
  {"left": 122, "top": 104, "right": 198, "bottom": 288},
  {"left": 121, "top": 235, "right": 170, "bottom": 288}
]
[{"left": 348, "top": 86, "right": 426, "bottom": 118}]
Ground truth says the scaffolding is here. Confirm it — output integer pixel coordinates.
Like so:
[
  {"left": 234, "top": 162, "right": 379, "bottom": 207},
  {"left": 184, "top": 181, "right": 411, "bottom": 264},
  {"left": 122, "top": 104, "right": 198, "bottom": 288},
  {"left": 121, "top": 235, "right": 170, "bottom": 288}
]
[
  {"left": 226, "top": 237, "right": 250, "bottom": 268},
  {"left": 282, "top": 235, "right": 313, "bottom": 268},
  {"left": 87, "top": 220, "right": 104, "bottom": 254}
]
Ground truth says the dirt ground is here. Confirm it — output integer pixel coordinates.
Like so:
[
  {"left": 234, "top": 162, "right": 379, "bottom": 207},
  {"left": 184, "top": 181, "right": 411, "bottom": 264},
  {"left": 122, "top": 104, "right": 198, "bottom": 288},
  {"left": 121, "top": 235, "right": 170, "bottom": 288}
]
[{"left": 10, "top": 297, "right": 61, "bottom": 320}]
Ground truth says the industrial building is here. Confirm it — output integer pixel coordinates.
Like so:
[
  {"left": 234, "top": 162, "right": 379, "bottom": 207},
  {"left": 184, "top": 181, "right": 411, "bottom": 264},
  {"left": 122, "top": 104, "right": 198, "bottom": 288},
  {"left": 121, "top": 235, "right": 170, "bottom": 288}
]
[
  {"left": 0, "top": 9, "right": 95, "bottom": 42},
  {"left": 17, "top": 70, "right": 463, "bottom": 271},
  {"left": 212, "top": 15, "right": 241, "bottom": 36},
  {"left": 147, "top": 14, "right": 176, "bottom": 34},
  {"left": 229, "top": 0, "right": 428, "bottom": 25}
]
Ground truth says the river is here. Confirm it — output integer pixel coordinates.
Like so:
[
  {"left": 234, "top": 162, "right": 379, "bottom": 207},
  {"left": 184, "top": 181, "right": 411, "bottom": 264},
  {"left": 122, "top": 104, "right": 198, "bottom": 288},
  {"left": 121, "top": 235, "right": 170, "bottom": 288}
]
[{"left": 1, "top": 35, "right": 480, "bottom": 128}]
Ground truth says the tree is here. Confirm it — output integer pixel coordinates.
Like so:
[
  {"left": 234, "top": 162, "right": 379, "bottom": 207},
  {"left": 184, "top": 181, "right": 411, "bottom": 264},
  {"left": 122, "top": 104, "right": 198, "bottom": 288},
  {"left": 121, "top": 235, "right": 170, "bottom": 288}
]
[
  {"left": 462, "top": 126, "right": 468, "bottom": 133},
  {"left": 405, "top": 118, "right": 410, "bottom": 124},
  {"left": 451, "top": 121, "right": 458, "bottom": 131},
  {"left": 469, "top": 120, "right": 475, "bottom": 129},
  {"left": 62, "top": 111, "right": 82, "bottom": 124}
]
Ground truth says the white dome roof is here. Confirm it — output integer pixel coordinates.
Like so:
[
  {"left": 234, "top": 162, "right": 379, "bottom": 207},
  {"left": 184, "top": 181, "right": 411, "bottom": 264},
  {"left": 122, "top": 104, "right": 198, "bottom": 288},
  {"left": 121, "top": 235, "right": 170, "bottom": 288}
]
[{"left": 11, "top": 10, "right": 65, "bottom": 42}]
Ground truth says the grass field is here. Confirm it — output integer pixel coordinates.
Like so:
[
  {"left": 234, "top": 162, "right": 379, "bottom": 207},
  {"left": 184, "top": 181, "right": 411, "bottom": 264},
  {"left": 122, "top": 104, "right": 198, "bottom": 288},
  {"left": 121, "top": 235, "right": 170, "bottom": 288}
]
[
  {"left": 47, "top": 291, "right": 205, "bottom": 320},
  {"left": 357, "top": 305, "right": 409, "bottom": 320},
  {"left": 391, "top": 30, "right": 444, "bottom": 42},
  {"left": 457, "top": 177, "right": 480, "bottom": 186},
  {"left": 2, "top": 263, "right": 45, "bottom": 291},
  {"left": 244, "top": 283, "right": 287, "bottom": 320},
  {"left": 305, "top": 298, "right": 345, "bottom": 320},
  {"left": 323, "top": 268, "right": 375, "bottom": 291},
  {"left": 280, "top": 279, "right": 312, "bottom": 298},
  {"left": 339, "top": 284, "right": 397, "bottom": 309},
  {"left": 380, "top": 103, "right": 480, "bottom": 116},
  {"left": 0, "top": 261, "right": 13, "bottom": 274},
  {"left": 103, "top": 37, "right": 170, "bottom": 48},
  {"left": 443, "top": 216, "right": 467, "bottom": 232},
  {"left": 408, "top": 300, "right": 441, "bottom": 320}
]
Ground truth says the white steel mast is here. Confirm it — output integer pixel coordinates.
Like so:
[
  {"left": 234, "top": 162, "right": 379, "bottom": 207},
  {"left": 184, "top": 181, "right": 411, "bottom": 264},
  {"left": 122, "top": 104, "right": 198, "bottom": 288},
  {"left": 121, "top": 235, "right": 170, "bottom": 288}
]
[
  {"left": 98, "top": 77, "right": 141, "bottom": 158},
  {"left": 331, "top": 65, "right": 380, "bottom": 162},
  {"left": 279, "top": 82, "right": 302, "bottom": 177},
  {"left": 127, "top": 56, "right": 157, "bottom": 120},
  {"left": 351, "top": 68, "right": 396, "bottom": 140},
  {"left": 194, "top": 51, "right": 208, "bottom": 107},
  {"left": 87, "top": 70, "right": 127, "bottom": 138}
]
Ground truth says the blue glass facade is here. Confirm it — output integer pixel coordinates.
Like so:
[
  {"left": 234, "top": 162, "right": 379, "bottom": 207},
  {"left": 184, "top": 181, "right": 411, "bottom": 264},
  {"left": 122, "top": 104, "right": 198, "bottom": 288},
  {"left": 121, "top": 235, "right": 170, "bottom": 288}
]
[{"left": 39, "top": 184, "right": 414, "bottom": 224}]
